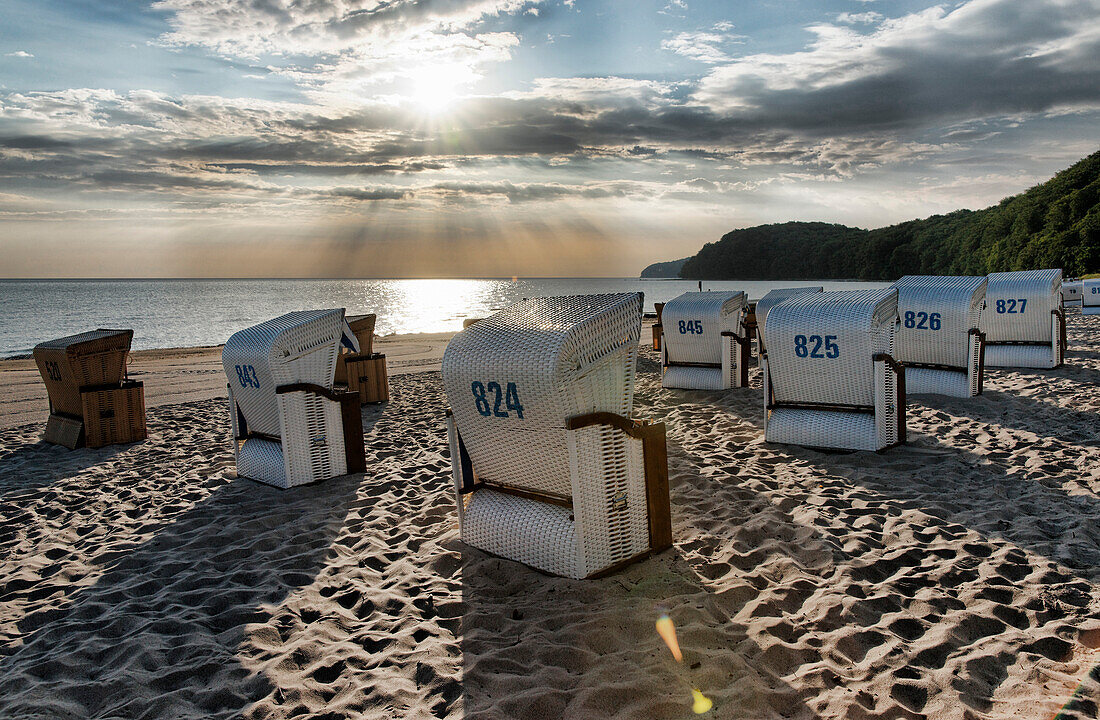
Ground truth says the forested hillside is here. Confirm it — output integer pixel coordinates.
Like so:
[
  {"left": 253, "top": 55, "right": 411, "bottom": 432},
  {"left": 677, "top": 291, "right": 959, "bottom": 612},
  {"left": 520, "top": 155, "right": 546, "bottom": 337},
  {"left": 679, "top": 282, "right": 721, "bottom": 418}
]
[{"left": 671, "top": 150, "right": 1100, "bottom": 280}]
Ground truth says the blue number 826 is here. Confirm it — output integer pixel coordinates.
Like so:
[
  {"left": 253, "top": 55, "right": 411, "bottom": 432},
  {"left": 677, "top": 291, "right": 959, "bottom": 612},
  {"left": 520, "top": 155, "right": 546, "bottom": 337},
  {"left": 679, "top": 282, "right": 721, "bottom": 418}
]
[{"left": 794, "top": 334, "right": 839, "bottom": 358}]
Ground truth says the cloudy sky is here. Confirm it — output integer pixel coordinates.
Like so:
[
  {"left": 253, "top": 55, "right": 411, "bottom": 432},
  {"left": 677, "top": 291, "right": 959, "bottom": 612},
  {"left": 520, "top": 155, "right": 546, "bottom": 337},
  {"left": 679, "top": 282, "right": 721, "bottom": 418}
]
[{"left": 1, "top": 0, "right": 1098, "bottom": 277}]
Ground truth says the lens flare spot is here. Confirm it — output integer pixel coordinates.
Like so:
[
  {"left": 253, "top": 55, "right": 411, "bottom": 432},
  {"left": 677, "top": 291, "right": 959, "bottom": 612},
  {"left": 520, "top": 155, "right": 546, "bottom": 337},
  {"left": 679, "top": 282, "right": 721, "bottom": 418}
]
[
  {"left": 691, "top": 689, "right": 713, "bottom": 714},
  {"left": 656, "top": 614, "right": 682, "bottom": 662}
]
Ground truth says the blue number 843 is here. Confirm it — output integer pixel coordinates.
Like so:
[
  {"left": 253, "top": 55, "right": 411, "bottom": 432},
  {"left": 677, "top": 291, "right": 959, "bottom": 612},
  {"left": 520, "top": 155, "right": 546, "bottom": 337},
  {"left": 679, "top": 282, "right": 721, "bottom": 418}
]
[{"left": 794, "top": 335, "right": 839, "bottom": 358}]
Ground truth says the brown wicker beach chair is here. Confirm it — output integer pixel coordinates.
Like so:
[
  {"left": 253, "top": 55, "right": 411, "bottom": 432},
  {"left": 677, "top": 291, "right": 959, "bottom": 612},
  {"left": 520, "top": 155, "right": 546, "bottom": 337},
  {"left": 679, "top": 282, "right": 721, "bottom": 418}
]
[{"left": 33, "top": 329, "right": 147, "bottom": 449}]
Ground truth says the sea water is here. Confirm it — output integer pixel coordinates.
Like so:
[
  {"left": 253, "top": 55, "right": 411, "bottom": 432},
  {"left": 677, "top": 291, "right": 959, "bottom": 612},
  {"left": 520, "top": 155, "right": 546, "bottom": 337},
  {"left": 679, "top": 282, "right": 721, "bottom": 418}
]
[{"left": 0, "top": 278, "right": 888, "bottom": 357}]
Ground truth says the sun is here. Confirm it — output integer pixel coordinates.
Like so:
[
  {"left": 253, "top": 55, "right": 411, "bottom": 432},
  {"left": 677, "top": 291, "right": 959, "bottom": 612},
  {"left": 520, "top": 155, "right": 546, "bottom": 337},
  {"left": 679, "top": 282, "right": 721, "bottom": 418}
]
[{"left": 404, "top": 66, "right": 469, "bottom": 115}]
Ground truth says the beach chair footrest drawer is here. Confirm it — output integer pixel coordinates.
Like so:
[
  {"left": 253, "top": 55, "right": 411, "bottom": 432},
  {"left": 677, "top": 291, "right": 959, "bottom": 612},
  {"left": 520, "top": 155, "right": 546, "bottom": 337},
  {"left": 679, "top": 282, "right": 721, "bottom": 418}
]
[
  {"left": 346, "top": 353, "right": 389, "bottom": 404},
  {"left": 80, "top": 381, "right": 147, "bottom": 448}
]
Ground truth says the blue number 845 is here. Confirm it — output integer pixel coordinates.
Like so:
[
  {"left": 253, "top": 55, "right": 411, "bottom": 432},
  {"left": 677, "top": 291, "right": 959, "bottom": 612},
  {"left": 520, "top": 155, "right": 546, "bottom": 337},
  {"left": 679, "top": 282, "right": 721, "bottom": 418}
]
[
  {"left": 794, "top": 335, "right": 839, "bottom": 358},
  {"left": 678, "top": 320, "right": 704, "bottom": 334}
]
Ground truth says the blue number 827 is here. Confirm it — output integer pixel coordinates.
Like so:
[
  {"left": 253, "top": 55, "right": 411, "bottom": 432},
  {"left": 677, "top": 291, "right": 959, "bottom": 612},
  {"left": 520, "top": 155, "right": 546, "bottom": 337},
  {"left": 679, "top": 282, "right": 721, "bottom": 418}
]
[{"left": 794, "top": 334, "right": 839, "bottom": 358}]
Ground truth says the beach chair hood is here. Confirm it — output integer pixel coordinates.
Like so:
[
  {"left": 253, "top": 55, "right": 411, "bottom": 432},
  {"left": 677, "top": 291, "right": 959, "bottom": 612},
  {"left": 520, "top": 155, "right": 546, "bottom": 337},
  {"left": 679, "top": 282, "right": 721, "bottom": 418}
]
[
  {"left": 222, "top": 309, "right": 350, "bottom": 438},
  {"left": 983, "top": 269, "right": 1061, "bottom": 343},
  {"left": 661, "top": 291, "right": 746, "bottom": 365},
  {"left": 892, "top": 275, "right": 986, "bottom": 369},
  {"left": 442, "top": 292, "right": 642, "bottom": 499},
  {"left": 766, "top": 288, "right": 898, "bottom": 408}
]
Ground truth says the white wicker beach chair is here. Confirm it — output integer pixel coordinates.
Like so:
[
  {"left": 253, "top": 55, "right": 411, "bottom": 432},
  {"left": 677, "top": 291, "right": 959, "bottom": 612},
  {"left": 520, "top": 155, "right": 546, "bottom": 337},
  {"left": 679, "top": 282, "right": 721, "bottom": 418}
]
[
  {"left": 982, "top": 270, "right": 1065, "bottom": 369},
  {"left": 442, "top": 293, "right": 672, "bottom": 579},
  {"left": 762, "top": 288, "right": 905, "bottom": 452},
  {"left": 891, "top": 275, "right": 986, "bottom": 398},
  {"left": 1083, "top": 279, "right": 1100, "bottom": 315},
  {"left": 223, "top": 309, "right": 366, "bottom": 489},
  {"left": 754, "top": 287, "right": 824, "bottom": 356},
  {"left": 660, "top": 291, "right": 750, "bottom": 390},
  {"left": 1063, "top": 280, "right": 1083, "bottom": 306}
]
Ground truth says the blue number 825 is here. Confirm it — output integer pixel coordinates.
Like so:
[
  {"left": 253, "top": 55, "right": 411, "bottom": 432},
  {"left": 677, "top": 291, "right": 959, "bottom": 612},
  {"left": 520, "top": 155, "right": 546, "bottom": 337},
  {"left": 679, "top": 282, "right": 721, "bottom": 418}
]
[{"left": 794, "top": 334, "right": 839, "bottom": 358}]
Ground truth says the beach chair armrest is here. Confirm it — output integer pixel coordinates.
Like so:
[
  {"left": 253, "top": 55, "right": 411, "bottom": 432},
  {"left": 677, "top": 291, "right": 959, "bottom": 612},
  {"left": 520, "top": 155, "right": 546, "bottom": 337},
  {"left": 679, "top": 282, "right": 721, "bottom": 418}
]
[
  {"left": 274, "top": 383, "right": 365, "bottom": 473},
  {"left": 274, "top": 383, "right": 348, "bottom": 401},
  {"left": 566, "top": 412, "right": 672, "bottom": 551},
  {"left": 872, "top": 353, "right": 906, "bottom": 445},
  {"left": 872, "top": 352, "right": 903, "bottom": 376}
]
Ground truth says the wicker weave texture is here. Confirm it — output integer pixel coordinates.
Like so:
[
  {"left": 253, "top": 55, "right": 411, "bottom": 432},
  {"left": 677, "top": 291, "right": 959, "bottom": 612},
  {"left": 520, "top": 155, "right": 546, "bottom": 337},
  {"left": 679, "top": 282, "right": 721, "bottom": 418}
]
[
  {"left": 893, "top": 276, "right": 985, "bottom": 367},
  {"left": 33, "top": 329, "right": 134, "bottom": 417},
  {"left": 984, "top": 339, "right": 1060, "bottom": 368},
  {"left": 661, "top": 365, "right": 729, "bottom": 390},
  {"left": 442, "top": 293, "right": 642, "bottom": 498},
  {"left": 1084, "top": 279, "right": 1100, "bottom": 315},
  {"left": 755, "top": 287, "right": 823, "bottom": 355},
  {"left": 983, "top": 269, "right": 1062, "bottom": 344},
  {"left": 222, "top": 309, "right": 345, "bottom": 437},
  {"left": 461, "top": 489, "right": 582, "bottom": 578},
  {"left": 766, "top": 289, "right": 898, "bottom": 407},
  {"left": 765, "top": 403, "right": 879, "bottom": 451},
  {"left": 223, "top": 309, "right": 354, "bottom": 487},
  {"left": 661, "top": 291, "right": 745, "bottom": 364},
  {"left": 906, "top": 367, "right": 971, "bottom": 396},
  {"left": 238, "top": 438, "right": 289, "bottom": 488},
  {"left": 567, "top": 423, "right": 650, "bottom": 576},
  {"left": 442, "top": 293, "right": 652, "bottom": 579}
]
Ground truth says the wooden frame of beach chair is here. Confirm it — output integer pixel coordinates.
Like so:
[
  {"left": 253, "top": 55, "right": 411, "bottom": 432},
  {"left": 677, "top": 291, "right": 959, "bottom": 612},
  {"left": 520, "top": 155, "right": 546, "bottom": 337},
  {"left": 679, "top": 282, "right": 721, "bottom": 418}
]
[
  {"left": 982, "top": 269, "right": 1065, "bottom": 369},
  {"left": 334, "top": 314, "right": 389, "bottom": 404},
  {"left": 660, "top": 291, "right": 751, "bottom": 390},
  {"left": 892, "top": 276, "right": 987, "bottom": 398},
  {"left": 1083, "top": 279, "right": 1100, "bottom": 315},
  {"left": 334, "top": 314, "right": 376, "bottom": 385},
  {"left": 754, "top": 287, "right": 824, "bottom": 357},
  {"left": 442, "top": 293, "right": 672, "bottom": 579},
  {"left": 650, "top": 302, "right": 667, "bottom": 351},
  {"left": 223, "top": 309, "right": 365, "bottom": 489},
  {"left": 762, "top": 289, "right": 906, "bottom": 452},
  {"left": 33, "top": 329, "right": 147, "bottom": 449}
]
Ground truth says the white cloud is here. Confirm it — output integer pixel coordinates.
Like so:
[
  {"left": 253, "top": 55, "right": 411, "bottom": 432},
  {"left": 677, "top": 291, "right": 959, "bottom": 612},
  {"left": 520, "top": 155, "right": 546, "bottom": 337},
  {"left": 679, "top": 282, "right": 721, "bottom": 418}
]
[
  {"left": 151, "top": 0, "right": 544, "bottom": 97},
  {"left": 694, "top": 0, "right": 1100, "bottom": 124},
  {"left": 4, "top": 51, "right": 33, "bottom": 58},
  {"left": 836, "top": 11, "right": 882, "bottom": 24},
  {"left": 662, "top": 22, "right": 745, "bottom": 64}
]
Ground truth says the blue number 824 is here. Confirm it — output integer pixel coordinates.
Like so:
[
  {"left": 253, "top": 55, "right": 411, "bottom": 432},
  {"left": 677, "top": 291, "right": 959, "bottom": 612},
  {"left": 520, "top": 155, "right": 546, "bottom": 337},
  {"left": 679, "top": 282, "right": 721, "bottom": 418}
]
[
  {"left": 472, "top": 381, "right": 525, "bottom": 419},
  {"left": 794, "top": 334, "right": 839, "bottom": 358}
]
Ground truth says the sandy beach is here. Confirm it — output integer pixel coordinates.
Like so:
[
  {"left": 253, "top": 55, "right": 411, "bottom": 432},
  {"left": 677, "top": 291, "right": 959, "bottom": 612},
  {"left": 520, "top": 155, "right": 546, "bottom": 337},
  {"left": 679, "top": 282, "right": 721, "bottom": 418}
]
[{"left": 1, "top": 314, "right": 1098, "bottom": 719}]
